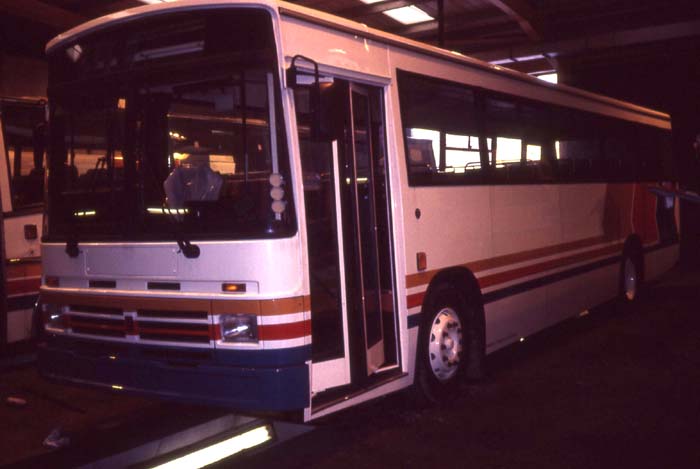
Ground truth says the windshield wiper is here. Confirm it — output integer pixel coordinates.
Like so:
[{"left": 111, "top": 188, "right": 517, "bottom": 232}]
[
  {"left": 177, "top": 234, "right": 200, "bottom": 259},
  {"left": 66, "top": 233, "right": 80, "bottom": 258},
  {"left": 156, "top": 206, "right": 200, "bottom": 259}
]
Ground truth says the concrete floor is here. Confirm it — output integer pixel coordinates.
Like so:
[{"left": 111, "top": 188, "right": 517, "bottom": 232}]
[
  {"left": 241, "top": 266, "right": 700, "bottom": 469},
  {"left": 2, "top": 266, "right": 699, "bottom": 468},
  {"left": 0, "top": 365, "right": 154, "bottom": 467}
]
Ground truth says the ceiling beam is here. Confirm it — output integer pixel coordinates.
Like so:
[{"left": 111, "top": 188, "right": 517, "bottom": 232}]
[
  {"left": 444, "top": 33, "right": 526, "bottom": 51},
  {"left": 0, "top": 0, "right": 85, "bottom": 31},
  {"left": 390, "top": 8, "right": 508, "bottom": 38},
  {"left": 485, "top": 0, "right": 541, "bottom": 41},
  {"left": 84, "top": 0, "right": 144, "bottom": 18},
  {"left": 472, "top": 19, "right": 700, "bottom": 64}
]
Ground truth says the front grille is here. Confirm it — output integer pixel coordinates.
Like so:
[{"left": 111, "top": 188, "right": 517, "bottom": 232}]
[
  {"left": 138, "top": 322, "right": 212, "bottom": 344},
  {"left": 68, "top": 316, "right": 126, "bottom": 338},
  {"left": 69, "top": 305, "right": 123, "bottom": 316},
  {"left": 137, "top": 309, "right": 208, "bottom": 320},
  {"left": 62, "top": 303, "right": 214, "bottom": 345}
]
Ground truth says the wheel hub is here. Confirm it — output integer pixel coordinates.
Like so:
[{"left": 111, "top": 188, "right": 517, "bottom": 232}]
[
  {"left": 624, "top": 258, "right": 637, "bottom": 301},
  {"left": 428, "top": 307, "right": 463, "bottom": 382}
]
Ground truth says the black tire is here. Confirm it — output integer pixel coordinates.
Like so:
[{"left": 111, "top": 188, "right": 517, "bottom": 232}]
[{"left": 415, "top": 287, "right": 482, "bottom": 404}]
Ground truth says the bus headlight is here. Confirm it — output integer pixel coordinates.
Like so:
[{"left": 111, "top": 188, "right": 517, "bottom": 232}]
[
  {"left": 220, "top": 314, "right": 258, "bottom": 343},
  {"left": 41, "top": 303, "right": 67, "bottom": 332}
]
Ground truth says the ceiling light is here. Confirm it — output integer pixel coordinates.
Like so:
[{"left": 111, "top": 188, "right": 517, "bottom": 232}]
[
  {"left": 537, "top": 73, "right": 558, "bottom": 84},
  {"left": 383, "top": 5, "right": 434, "bottom": 25}
]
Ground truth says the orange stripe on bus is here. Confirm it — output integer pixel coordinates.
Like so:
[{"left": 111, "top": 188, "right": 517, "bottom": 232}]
[
  {"left": 40, "top": 292, "right": 310, "bottom": 317},
  {"left": 6, "top": 258, "right": 41, "bottom": 278},
  {"left": 258, "top": 320, "right": 311, "bottom": 341}
]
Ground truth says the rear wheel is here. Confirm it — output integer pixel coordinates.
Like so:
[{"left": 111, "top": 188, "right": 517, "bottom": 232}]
[
  {"left": 622, "top": 257, "right": 639, "bottom": 301},
  {"left": 620, "top": 249, "right": 644, "bottom": 307}
]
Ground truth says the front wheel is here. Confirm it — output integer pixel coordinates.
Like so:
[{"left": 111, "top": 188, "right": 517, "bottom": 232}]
[{"left": 416, "top": 289, "right": 467, "bottom": 403}]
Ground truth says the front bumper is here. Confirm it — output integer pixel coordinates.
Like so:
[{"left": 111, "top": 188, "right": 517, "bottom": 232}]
[{"left": 39, "top": 336, "right": 310, "bottom": 412}]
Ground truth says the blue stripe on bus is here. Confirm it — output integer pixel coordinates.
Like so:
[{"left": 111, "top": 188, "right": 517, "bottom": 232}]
[
  {"left": 482, "top": 254, "right": 622, "bottom": 304},
  {"left": 407, "top": 313, "right": 423, "bottom": 329},
  {"left": 482, "top": 239, "right": 677, "bottom": 305},
  {"left": 46, "top": 335, "right": 311, "bottom": 367}
]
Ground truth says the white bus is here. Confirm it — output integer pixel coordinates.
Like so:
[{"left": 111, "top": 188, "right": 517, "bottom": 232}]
[
  {"left": 38, "top": 0, "right": 677, "bottom": 421},
  {"left": 0, "top": 97, "right": 45, "bottom": 347}
]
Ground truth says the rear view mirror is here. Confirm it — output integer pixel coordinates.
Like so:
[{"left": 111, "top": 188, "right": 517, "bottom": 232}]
[{"left": 287, "top": 55, "right": 325, "bottom": 141}]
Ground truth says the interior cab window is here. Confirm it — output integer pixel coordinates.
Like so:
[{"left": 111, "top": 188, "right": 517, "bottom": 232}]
[{"left": 1, "top": 101, "right": 46, "bottom": 209}]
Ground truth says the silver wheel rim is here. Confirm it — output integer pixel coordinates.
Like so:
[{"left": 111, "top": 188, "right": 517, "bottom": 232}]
[
  {"left": 624, "top": 258, "right": 637, "bottom": 301},
  {"left": 428, "top": 307, "right": 463, "bottom": 382}
]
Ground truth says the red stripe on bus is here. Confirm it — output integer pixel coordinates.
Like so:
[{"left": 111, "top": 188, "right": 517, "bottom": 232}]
[
  {"left": 66, "top": 317, "right": 125, "bottom": 333},
  {"left": 406, "top": 244, "right": 622, "bottom": 309},
  {"left": 478, "top": 244, "right": 621, "bottom": 289},
  {"left": 6, "top": 259, "right": 41, "bottom": 278},
  {"left": 258, "top": 320, "right": 311, "bottom": 341},
  {"left": 6, "top": 277, "right": 41, "bottom": 296},
  {"left": 407, "top": 292, "right": 425, "bottom": 309}
]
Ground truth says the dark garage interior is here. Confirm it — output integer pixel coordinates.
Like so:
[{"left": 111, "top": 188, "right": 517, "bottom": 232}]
[{"left": 1, "top": 1, "right": 700, "bottom": 467}]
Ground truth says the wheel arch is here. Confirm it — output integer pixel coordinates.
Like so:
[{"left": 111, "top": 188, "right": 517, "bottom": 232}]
[
  {"left": 623, "top": 234, "right": 645, "bottom": 282},
  {"left": 420, "top": 266, "right": 485, "bottom": 380}
]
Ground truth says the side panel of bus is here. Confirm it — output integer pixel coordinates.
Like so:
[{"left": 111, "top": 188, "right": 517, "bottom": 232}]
[
  {"left": 0, "top": 99, "right": 44, "bottom": 345},
  {"left": 281, "top": 7, "right": 676, "bottom": 419},
  {"left": 388, "top": 46, "right": 677, "bottom": 355}
]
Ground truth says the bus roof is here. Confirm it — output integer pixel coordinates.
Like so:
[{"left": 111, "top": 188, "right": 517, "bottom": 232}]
[{"left": 45, "top": 0, "right": 670, "bottom": 125}]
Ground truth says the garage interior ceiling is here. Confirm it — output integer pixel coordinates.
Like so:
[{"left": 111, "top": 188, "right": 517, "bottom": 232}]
[{"left": 1, "top": 0, "right": 700, "bottom": 74}]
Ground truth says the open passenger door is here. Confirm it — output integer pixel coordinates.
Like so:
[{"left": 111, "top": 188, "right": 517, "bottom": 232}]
[{"left": 292, "top": 73, "right": 398, "bottom": 397}]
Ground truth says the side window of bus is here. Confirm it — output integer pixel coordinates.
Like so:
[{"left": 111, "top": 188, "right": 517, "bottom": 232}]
[
  {"left": 398, "top": 71, "right": 481, "bottom": 185},
  {"left": 1, "top": 102, "right": 46, "bottom": 209},
  {"left": 551, "top": 107, "right": 605, "bottom": 182},
  {"left": 483, "top": 95, "right": 553, "bottom": 183}
]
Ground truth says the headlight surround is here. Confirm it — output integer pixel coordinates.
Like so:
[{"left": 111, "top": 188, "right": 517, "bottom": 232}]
[{"left": 220, "top": 314, "right": 258, "bottom": 343}]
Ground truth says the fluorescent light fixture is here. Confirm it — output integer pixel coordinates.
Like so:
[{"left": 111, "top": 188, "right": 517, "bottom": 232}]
[
  {"left": 383, "top": 5, "right": 434, "bottom": 25},
  {"left": 537, "top": 73, "right": 558, "bottom": 84},
  {"left": 73, "top": 210, "right": 96, "bottom": 217},
  {"left": 490, "top": 58, "right": 514, "bottom": 65},
  {"left": 134, "top": 41, "right": 204, "bottom": 62},
  {"left": 147, "top": 207, "right": 189, "bottom": 215},
  {"left": 515, "top": 53, "right": 545, "bottom": 62},
  {"left": 360, "top": 0, "right": 384, "bottom": 3},
  {"left": 148, "top": 425, "right": 272, "bottom": 469}
]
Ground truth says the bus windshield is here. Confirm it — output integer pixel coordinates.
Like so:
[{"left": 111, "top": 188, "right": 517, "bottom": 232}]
[{"left": 45, "top": 8, "right": 294, "bottom": 242}]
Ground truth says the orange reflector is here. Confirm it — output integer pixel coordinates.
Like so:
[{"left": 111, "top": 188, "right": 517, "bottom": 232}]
[
  {"left": 416, "top": 252, "right": 427, "bottom": 271},
  {"left": 222, "top": 283, "right": 246, "bottom": 293},
  {"left": 46, "top": 276, "right": 60, "bottom": 287}
]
